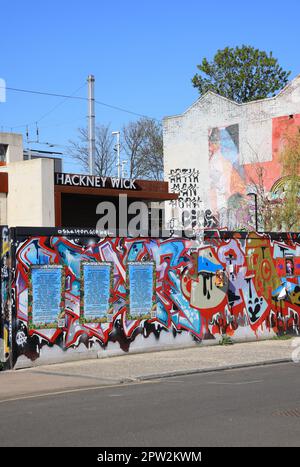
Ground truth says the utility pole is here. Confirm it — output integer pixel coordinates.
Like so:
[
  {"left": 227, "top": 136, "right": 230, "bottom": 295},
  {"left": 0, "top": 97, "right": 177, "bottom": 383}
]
[
  {"left": 247, "top": 192, "right": 258, "bottom": 232},
  {"left": 121, "top": 159, "right": 128, "bottom": 178},
  {"left": 87, "top": 75, "right": 95, "bottom": 175},
  {"left": 112, "top": 131, "right": 121, "bottom": 178}
]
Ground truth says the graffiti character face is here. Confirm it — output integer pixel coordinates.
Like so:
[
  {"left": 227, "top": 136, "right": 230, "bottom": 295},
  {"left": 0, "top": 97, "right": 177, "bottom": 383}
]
[
  {"left": 181, "top": 248, "right": 228, "bottom": 311},
  {"left": 215, "top": 270, "right": 225, "bottom": 288}
]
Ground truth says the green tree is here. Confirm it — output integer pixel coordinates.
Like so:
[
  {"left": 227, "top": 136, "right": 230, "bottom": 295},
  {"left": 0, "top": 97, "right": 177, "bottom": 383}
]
[{"left": 192, "top": 45, "right": 290, "bottom": 103}]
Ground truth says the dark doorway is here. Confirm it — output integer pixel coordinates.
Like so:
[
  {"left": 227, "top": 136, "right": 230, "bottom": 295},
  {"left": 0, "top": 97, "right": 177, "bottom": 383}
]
[
  {"left": 60, "top": 193, "right": 156, "bottom": 229},
  {"left": 61, "top": 194, "right": 119, "bottom": 228}
]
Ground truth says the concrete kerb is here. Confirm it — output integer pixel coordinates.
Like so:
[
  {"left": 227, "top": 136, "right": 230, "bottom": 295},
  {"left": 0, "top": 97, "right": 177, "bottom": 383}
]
[
  {"left": 26, "top": 358, "right": 292, "bottom": 386},
  {"left": 21, "top": 357, "right": 295, "bottom": 387},
  {"left": 135, "top": 357, "right": 293, "bottom": 382}
]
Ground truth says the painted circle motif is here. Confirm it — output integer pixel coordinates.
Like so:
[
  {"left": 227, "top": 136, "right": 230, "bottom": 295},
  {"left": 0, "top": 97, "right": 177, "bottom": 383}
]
[{"left": 261, "top": 259, "right": 272, "bottom": 282}]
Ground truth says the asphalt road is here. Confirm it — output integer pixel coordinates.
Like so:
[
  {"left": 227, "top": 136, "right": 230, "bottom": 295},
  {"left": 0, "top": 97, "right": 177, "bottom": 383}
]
[{"left": 1, "top": 362, "right": 300, "bottom": 447}]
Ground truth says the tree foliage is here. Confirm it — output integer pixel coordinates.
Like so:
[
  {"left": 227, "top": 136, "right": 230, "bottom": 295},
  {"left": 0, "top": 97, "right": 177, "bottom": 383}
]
[
  {"left": 247, "top": 129, "right": 300, "bottom": 231},
  {"left": 248, "top": 162, "right": 276, "bottom": 231},
  {"left": 192, "top": 45, "right": 291, "bottom": 103},
  {"left": 69, "top": 125, "right": 115, "bottom": 177},
  {"left": 69, "top": 118, "right": 163, "bottom": 180},
  {"left": 122, "top": 118, "right": 163, "bottom": 180}
]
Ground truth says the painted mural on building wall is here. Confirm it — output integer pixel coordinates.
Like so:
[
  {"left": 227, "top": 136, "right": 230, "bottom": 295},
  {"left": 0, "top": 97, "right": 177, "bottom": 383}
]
[
  {"left": 209, "top": 124, "right": 245, "bottom": 214},
  {"left": 208, "top": 114, "right": 300, "bottom": 229},
  {"left": 6, "top": 231, "right": 300, "bottom": 368},
  {"left": 243, "top": 113, "right": 300, "bottom": 198}
]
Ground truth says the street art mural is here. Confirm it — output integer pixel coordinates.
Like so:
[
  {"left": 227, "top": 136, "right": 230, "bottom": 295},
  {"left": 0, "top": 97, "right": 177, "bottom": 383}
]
[
  {"left": 209, "top": 124, "right": 245, "bottom": 218},
  {"left": 2, "top": 230, "right": 299, "bottom": 369},
  {"left": 0, "top": 226, "right": 10, "bottom": 367},
  {"left": 245, "top": 113, "right": 300, "bottom": 195},
  {"left": 208, "top": 114, "right": 300, "bottom": 229}
]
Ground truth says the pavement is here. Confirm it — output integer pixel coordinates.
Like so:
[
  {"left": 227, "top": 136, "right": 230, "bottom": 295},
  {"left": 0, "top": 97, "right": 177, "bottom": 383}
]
[{"left": 0, "top": 337, "right": 298, "bottom": 402}]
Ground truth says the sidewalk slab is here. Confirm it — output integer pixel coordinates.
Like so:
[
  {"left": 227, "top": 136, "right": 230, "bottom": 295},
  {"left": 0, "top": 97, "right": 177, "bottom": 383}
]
[{"left": 0, "top": 338, "right": 298, "bottom": 401}]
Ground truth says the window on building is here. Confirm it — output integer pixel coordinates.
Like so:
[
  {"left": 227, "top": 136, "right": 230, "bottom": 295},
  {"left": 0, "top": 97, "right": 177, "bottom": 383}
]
[{"left": 0, "top": 144, "right": 8, "bottom": 162}]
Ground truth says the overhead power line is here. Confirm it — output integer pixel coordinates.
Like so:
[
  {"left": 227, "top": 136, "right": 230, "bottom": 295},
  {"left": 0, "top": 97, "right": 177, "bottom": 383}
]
[
  {"left": 6, "top": 84, "right": 87, "bottom": 130},
  {"left": 5, "top": 86, "right": 86, "bottom": 101},
  {"left": 2, "top": 85, "right": 158, "bottom": 120},
  {"left": 94, "top": 99, "right": 152, "bottom": 119},
  {"left": 36, "top": 84, "right": 86, "bottom": 123}
]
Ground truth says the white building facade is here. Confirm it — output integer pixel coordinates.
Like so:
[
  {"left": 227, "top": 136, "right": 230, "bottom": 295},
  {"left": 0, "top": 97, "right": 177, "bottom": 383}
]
[
  {"left": 163, "top": 75, "right": 300, "bottom": 230},
  {"left": 0, "top": 133, "right": 55, "bottom": 227}
]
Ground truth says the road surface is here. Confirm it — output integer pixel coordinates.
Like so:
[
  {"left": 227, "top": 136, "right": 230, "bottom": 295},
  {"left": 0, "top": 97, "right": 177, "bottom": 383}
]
[{"left": 0, "top": 362, "right": 299, "bottom": 446}]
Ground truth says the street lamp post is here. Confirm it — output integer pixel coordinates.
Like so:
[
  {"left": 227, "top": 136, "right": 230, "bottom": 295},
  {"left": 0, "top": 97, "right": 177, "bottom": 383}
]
[
  {"left": 112, "top": 131, "right": 121, "bottom": 178},
  {"left": 87, "top": 75, "right": 95, "bottom": 175},
  {"left": 247, "top": 192, "right": 258, "bottom": 232}
]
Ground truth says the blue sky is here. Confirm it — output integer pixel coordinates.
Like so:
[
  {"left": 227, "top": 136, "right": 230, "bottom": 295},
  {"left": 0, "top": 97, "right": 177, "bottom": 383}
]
[{"left": 1, "top": 0, "right": 300, "bottom": 173}]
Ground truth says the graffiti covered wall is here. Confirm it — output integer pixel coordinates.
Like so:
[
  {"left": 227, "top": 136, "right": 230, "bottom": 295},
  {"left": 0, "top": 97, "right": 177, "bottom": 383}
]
[
  {"left": 6, "top": 230, "right": 300, "bottom": 369},
  {"left": 0, "top": 226, "right": 10, "bottom": 367}
]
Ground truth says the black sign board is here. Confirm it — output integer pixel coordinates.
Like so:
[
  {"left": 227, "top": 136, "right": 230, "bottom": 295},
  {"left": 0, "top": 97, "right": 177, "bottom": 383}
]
[{"left": 54, "top": 172, "right": 137, "bottom": 190}]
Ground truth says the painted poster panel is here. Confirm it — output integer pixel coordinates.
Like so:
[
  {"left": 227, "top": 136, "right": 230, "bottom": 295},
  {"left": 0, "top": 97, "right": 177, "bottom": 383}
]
[
  {"left": 80, "top": 262, "right": 113, "bottom": 324},
  {"left": 28, "top": 265, "right": 64, "bottom": 330},
  {"left": 126, "top": 262, "right": 156, "bottom": 320}
]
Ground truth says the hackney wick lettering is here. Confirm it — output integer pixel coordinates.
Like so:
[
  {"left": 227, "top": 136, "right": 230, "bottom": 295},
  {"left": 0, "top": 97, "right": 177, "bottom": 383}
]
[{"left": 55, "top": 173, "right": 137, "bottom": 190}]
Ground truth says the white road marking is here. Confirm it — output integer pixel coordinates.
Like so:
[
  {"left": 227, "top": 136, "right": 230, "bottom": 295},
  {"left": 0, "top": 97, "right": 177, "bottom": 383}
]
[
  {"left": 0, "top": 372, "right": 266, "bottom": 405},
  {"left": 205, "top": 379, "right": 263, "bottom": 385},
  {"left": 161, "top": 380, "right": 185, "bottom": 383},
  {"left": 0, "top": 380, "right": 159, "bottom": 405}
]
